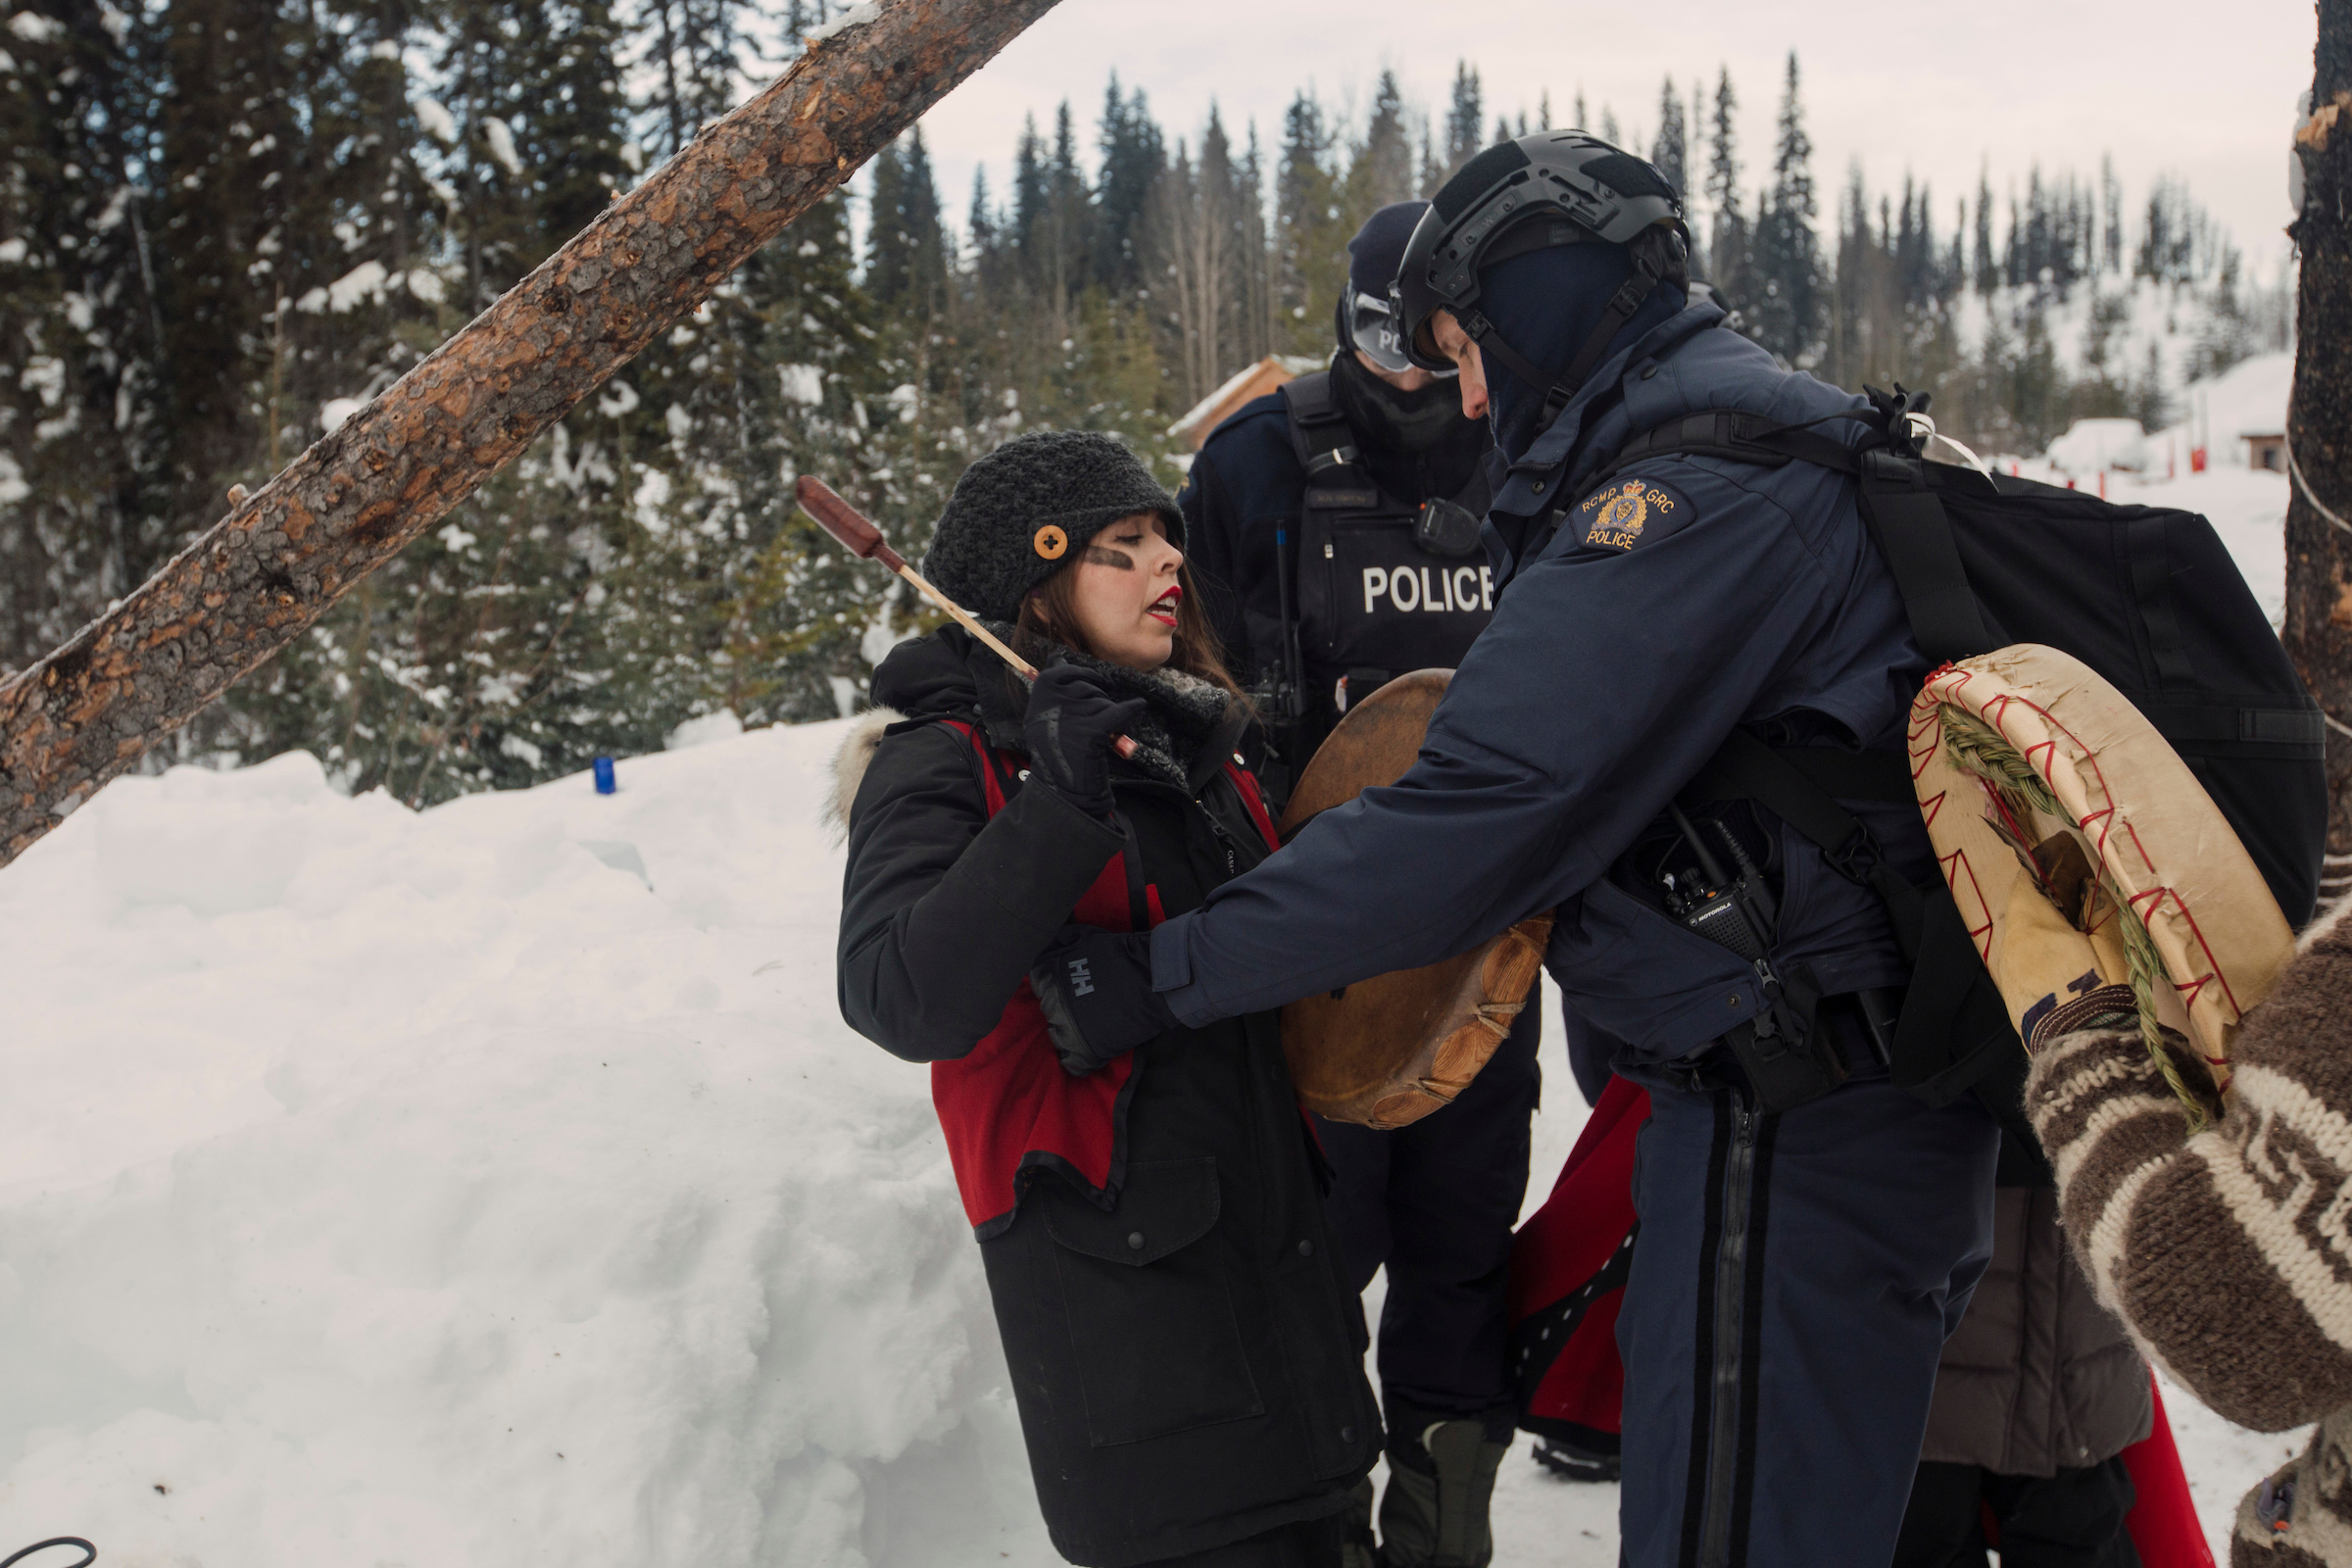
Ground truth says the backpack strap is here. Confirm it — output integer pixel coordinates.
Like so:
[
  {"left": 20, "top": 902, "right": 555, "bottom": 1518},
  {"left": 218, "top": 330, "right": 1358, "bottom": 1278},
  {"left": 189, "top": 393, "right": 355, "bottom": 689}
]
[
  {"left": 1853, "top": 449, "right": 1997, "bottom": 662},
  {"left": 1279, "top": 371, "right": 1360, "bottom": 480},
  {"left": 934, "top": 717, "right": 1016, "bottom": 814},
  {"left": 1689, "top": 731, "right": 2024, "bottom": 1113}
]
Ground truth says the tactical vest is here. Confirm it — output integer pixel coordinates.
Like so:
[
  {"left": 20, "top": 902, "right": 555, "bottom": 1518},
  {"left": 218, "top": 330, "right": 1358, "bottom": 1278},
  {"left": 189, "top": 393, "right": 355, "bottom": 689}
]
[{"left": 1279, "top": 371, "right": 1496, "bottom": 726}]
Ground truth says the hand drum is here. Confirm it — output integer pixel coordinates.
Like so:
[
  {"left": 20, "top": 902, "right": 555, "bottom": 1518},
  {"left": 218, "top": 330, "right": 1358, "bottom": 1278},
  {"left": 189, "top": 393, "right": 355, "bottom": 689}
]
[{"left": 1278, "top": 670, "right": 1552, "bottom": 1129}]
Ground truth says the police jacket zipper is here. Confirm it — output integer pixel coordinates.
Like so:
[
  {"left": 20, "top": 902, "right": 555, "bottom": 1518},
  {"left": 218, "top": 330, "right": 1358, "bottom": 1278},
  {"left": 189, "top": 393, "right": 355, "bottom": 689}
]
[{"left": 1697, "top": 1091, "right": 1760, "bottom": 1568}]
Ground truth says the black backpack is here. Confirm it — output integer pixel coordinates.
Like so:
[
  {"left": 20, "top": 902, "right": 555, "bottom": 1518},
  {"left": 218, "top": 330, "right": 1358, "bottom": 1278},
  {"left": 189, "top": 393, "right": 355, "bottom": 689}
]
[{"left": 1592, "top": 388, "right": 2328, "bottom": 1114}]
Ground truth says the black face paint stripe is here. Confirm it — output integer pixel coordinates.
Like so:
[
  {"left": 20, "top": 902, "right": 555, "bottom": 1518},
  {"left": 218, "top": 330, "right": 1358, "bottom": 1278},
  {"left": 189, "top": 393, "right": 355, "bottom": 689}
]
[{"left": 1083, "top": 545, "right": 1137, "bottom": 568}]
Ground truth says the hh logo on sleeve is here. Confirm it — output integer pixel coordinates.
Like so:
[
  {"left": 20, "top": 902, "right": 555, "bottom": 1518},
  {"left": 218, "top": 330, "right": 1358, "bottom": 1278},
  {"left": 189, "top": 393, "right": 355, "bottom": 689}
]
[{"left": 1574, "top": 476, "right": 1688, "bottom": 552}]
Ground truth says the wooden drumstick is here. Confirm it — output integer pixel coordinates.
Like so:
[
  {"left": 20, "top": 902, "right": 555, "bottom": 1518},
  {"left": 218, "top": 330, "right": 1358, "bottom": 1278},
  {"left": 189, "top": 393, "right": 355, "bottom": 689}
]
[{"left": 794, "top": 475, "right": 1137, "bottom": 760}]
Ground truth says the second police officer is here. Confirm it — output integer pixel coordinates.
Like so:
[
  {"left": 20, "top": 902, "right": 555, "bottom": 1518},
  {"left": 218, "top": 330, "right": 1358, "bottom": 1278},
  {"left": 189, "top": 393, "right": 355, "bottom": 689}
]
[
  {"left": 1180, "top": 202, "right": 1543, "bottom": 1568},
  {"left": 1033, "top": 132, "right": 2004, "bottom": 1568}
]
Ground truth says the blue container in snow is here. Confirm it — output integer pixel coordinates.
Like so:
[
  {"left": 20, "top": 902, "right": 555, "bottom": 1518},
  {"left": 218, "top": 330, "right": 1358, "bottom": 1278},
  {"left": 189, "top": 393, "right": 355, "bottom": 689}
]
[{"left": 593, "top": 757, "right": 616, "bottom": 795}]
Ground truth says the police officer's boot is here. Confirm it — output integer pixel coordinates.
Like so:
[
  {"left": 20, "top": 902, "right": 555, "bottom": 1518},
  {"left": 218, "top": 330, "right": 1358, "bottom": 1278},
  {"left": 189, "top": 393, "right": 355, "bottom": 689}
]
[
  {"left": 1375, "top": 1403, "right": 1512, "bottom": 1568},
  {"left": 1340, "top": 1476, "right": 1377, "bottom": 1568}
]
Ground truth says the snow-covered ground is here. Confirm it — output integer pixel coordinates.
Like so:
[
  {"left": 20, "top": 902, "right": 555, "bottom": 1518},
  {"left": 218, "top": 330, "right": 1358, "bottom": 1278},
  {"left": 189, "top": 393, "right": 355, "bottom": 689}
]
[
  {"left": 0, "top": 735, "right": 1052, "bottom": 1567},
  {"left": 0, "top": 360, "right": 2307, "bottom": 1563}
]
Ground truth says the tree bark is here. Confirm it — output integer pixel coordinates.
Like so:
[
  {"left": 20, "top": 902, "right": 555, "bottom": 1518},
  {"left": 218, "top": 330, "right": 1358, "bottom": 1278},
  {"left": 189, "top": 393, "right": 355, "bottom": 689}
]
[
  {"left": 0, "top": 0, "right": 1061, "bottom": 867},
  {"left": 2285, "top": 0, "right": 2352, "bottom": 903}
]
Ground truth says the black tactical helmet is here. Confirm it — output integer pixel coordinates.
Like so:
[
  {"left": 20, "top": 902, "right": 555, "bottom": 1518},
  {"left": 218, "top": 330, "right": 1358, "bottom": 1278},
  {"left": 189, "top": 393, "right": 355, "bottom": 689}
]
[
  {"left": 1335, "top": 201, "right": 1453, "bottom": 377},
  {"left": 1396, "top": 131, "right": 1689, "bottom": 416}
]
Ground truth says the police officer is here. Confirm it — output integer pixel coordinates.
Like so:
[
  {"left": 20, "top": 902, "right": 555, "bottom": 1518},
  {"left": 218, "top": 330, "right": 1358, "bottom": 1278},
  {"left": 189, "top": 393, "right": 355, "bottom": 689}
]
[
  {"left": 1180, "top": 203, "right": 1542, "bottom": 1568},
  {"left": 1031, "top": 133, "right": 2002, "bottom": 1568},
  {"left": 1184, "top": 201, "right": 1495, "bottom": 779}
]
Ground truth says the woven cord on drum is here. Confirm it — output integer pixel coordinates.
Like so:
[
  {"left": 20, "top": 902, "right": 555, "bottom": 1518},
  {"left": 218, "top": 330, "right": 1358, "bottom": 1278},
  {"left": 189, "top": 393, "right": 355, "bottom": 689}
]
[{"left": 1936, "top": 709, "right": 2213, "bottom": 1129}]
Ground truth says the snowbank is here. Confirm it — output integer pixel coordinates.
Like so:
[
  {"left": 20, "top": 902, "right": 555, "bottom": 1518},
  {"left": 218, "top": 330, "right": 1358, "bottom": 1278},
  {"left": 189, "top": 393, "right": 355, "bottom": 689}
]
[
  {"left": 0, "top": 689, "right": 2307, "bottom": 1563},
  {"left": 0, "top": 732, "right": 1056, "bottom": 1567},
  {"left": 2044, "top": 416, "right": 2149, "bottom": 476}
]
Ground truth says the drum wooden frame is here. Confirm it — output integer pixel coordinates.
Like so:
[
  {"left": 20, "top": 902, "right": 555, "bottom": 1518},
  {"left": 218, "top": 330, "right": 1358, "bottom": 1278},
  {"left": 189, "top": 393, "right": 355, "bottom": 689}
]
[
  {"left": 1277, "top": 670, "right": 1554, "bottom": 1129},
  {"left": 1910, "top": 644, "right": 2295, "bottom": 1105}
]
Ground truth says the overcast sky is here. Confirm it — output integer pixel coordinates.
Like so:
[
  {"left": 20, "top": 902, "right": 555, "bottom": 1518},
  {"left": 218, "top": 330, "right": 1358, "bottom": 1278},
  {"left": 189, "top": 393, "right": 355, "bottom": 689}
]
[{"left": 884, "top": 0, "right": 2314, "bottom": 276}]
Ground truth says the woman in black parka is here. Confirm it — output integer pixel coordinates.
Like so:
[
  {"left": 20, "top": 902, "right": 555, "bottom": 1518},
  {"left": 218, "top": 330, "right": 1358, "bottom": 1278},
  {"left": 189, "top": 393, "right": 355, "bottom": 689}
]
[{"left": 832, "top": 431, "right": 1379, "bottom": 1568}]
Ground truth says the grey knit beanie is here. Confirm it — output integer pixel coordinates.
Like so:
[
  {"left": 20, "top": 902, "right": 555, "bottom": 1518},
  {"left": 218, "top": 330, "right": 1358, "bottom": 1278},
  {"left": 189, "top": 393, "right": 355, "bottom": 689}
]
[{"left": 920, "top": 430, "right": 1184, "bottom": 622}]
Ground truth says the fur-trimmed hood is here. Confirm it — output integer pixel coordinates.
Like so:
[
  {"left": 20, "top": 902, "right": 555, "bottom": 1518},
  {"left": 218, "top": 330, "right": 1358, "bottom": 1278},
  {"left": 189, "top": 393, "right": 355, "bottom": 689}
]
[{"left": 823, "top": 706, "right": 905, "bottom": 841}]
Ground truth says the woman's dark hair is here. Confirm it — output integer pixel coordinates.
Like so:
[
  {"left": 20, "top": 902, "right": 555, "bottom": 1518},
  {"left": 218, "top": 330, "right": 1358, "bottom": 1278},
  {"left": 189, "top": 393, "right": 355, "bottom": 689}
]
[{"left": 1011, "top": 515, "right": 1247, "bottom": 699}]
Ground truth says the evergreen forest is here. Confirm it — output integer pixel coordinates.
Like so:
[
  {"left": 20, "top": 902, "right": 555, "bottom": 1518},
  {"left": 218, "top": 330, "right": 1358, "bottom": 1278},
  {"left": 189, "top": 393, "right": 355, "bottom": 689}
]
[{"left": 0, "top": 2, "right": 2291, "bottom": 800}]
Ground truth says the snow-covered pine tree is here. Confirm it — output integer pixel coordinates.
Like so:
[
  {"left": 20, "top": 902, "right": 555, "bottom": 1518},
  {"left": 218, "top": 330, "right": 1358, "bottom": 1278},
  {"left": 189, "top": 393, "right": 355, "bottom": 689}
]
[
  {"left": 866, "top": 128, "right": 950, "bottom": 321},
  {"left": 703, "top": 182, "right": 899, "bottom": 727},
  {"left": 1273, "top": 89, "right": 1346, "bottom": 357},
  {"left": 1232, "top": 122, "right": 1276, "bottom": 368},
  {"left": 1444, "top": 63, "right": 1483, "bottom": 178},
  {"left": 1972, "top": 166, "right": 1995, "bottom": 298},
  {"left": 1345, "top": 71, "right": 1416, "bottom": 217},
  {"left": 159, "top": 0, "right": 480, "bottom": 768},
  {"left": 640, "top": 0, "right": 752, "bottom": 158},
  {"left": 1039, "top": 102, "right": 1094, "bottom": 325},
  {"left": 1092, "top": 75, "right": 1162, "bottom": 295},
  {"left": 1704, "top": 67, "right": 1746, "bottom": 309},
  {"left": 966, "top": 169, "right": 1004, "bottom": 293},
  {"left": 1649, "top": 77, "right": 1687, "bottom": 201},
  {"left": 0, "top": 0, "right": 169, "bottom": 668},
  {"left": 2100, "top": 156, "right": 2124, "bottom": 275},
  {"left": 1744, "top": 52, "right": 1825, "bottom": 367},
  {"left": 229, "top": 0, "right": 643, "bottom": 799}
]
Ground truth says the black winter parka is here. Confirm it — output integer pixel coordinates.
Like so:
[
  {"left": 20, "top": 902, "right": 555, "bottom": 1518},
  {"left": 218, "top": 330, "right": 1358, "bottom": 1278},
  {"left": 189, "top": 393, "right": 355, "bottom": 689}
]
[{"left": 835, "top": 627, "right": 1379, "bottom": 1568}]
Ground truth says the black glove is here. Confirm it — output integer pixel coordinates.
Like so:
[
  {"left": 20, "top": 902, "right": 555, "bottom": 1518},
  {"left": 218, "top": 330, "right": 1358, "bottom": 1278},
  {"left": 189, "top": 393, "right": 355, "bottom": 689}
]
[
  {"left": 1030, "top": 925, "right": 1180, "bottom": 1075},
  {"left": 1022, "top": 664, "right": 1144, "bottom": 818}
]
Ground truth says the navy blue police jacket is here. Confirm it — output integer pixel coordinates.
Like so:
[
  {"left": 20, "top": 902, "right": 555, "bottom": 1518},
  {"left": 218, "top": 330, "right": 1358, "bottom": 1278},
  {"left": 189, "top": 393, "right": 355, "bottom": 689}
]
[
  {"left": 1149, "top": 300, "right": 1940, "bottom": 1063},
  {"left": 1181, "top": 390, "right": 1310, "bottom": 688}
]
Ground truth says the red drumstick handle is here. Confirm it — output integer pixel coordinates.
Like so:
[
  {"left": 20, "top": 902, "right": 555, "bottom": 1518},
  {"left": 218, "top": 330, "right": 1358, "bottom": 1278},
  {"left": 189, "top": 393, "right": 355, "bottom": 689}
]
[{"left": 797, "top": 475, "right": 908, "bottom": 573}]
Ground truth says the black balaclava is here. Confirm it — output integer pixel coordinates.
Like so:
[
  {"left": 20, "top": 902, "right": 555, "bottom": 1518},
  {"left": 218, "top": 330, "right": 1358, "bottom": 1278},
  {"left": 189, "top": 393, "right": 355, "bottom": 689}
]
[
  {"left": 1329, "top": 352, "right": 1488, "bottom": 501},
  {"left": 1476, "top": 241, "right": 1688, "bottom": 465}
]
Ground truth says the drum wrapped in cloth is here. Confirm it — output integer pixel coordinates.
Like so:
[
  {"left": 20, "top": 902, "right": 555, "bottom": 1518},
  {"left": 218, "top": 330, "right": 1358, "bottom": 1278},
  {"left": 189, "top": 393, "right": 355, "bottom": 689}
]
[
  {"left": 1277, "top": 670, "right": 1552, "bottom": 1129},
  {"left": 1911, "top": 644, "right": 2295, "bottom": 1110}
]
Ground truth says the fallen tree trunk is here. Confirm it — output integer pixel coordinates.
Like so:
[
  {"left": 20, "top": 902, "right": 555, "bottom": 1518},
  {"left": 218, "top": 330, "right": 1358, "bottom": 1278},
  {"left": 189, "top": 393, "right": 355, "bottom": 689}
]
[
  {"left": 0, "top": 0, "right": 1060, "bottom": 868},
  {"left": 2285, "top": 0, "right": 2352, "bottom": 903}
]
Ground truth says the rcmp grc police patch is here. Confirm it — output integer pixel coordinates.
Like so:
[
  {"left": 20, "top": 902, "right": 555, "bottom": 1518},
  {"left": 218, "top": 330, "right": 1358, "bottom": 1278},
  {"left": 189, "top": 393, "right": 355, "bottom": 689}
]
[{"left": 1573, "top": 475, "right": 1690, "bottom": 552}]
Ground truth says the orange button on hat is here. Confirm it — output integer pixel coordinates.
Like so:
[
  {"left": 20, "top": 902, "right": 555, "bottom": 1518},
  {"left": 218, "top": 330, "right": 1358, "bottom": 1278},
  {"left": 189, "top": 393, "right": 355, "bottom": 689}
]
[{"left": 1033, "top": 524, "right": 1068, "bottom": 560}]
